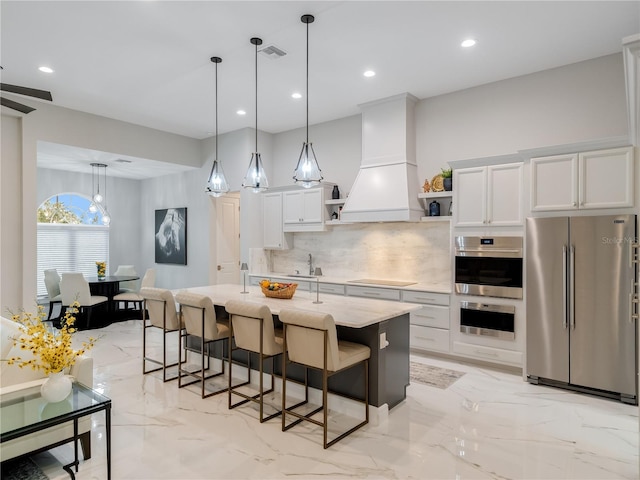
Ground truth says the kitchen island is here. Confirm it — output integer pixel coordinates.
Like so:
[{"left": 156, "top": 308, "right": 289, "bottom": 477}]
[{"left": 176, "top": 284, "right": 422, "bottom": 410}]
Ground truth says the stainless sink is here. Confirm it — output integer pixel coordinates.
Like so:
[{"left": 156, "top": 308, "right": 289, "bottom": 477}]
[{"left": 287, "top": 274, "right": 317, "bottom": 279}]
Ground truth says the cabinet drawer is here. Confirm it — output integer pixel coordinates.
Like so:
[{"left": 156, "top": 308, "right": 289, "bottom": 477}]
[
  {"left": 249, "top": 276, "right": 263, "bottom": 286},
  {"left": 402, "top": 290, "right": 450, "bottom": 306},
  {"left": 346, "top": 285, "right": 401, "bottom": 301},
  {"left": 318, "top": 283, "right": 345, "bottom": 295},
  {"left": 452, "top": 341, "right": 522, "bottom": 367},
  {"left": 410, "top": 305, "right": 449, "bottom": 329},
  {"left": 410, "top": 325, "right": 449, "bottom": 353}
]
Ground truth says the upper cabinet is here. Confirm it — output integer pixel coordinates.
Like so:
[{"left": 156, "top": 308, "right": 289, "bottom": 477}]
[
  {"left": 530, "top": 147, "right": 634, "bottom": 211},
  {"left": 263, "top": 192, "right": 291, "bottom": 250},
  {"left": 283, "top": 185, "right": 332, "bottom": 232},
  {"left": 454, "top": 163, "right": 523, "bottom": 227}
]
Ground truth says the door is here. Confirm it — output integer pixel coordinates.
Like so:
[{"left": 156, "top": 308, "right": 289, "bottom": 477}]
[
  {"left": 283, "top": 191, "right": 303, "bottom": 224},
  {"left": 526, "top": 216, "right": 570, "bottom": 382},
  {"left": 570, "top": 215, "right": 637, "bottom": 396},
  {"left": 530, "top": 154, "right": 578, "bottom": 211},
  {"left": 454, "top": 167, "right": 486, "bottom": 226},
  {"left": 487, "top": 163, "right": 522, "bottom": 225},
  {"left": 579, "top": 147, "right": 634, "bottom": 209},
  {"left": 263, "top": 192, "right": 288, "bottom": 249},
  {"left": 216, "top": 196, "right": 240, "bottom": 284}
]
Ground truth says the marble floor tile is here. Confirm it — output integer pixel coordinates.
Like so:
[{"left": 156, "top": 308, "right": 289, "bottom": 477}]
[{"left": 31, "top": 320, "right": 638, "bottom": 479}]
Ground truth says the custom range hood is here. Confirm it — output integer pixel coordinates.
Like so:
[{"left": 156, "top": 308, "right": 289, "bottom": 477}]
[{"left": 340, "top": 93, "right": 423, "bottom": 222}]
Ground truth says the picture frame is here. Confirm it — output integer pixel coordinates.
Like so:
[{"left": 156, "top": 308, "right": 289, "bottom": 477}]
[{"left": 154, "top": 207, "right": 187, "bottom": 265}]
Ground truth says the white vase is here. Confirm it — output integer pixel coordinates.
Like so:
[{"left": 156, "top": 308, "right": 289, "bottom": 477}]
[{"left": 41, "top": 371, "right": 72, "bottom": 403}]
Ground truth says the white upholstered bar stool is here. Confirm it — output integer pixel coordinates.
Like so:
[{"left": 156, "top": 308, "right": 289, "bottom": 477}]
[
  {"left": 175, "top": 291, "right": 235, "bottom": 398},
  {"left": 114, "top": 268, "right": 155, "bottom": 311},
  {"left": 43, "top": 268, "right": 63, "bottom": 320},
  {"left": 278, "top": 308, "right": 370, "bottom": 449},
  {"left": 140, "top": 287, "right": 185, "bottom": 382},
  {"left": 59, "top": 273, "right": 108, "bottom": 330},
  {"left": 224, "top": 300, "right": 289, "bottom": 422}
]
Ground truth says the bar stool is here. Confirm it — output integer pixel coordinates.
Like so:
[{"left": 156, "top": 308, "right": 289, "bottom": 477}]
[
  {"left": 140, "top": 287, "right": 185, "bottom": 382},
  {"left": 175, "top": 292, "right": 237, "bottom": 398},
  {"left": 279, "top": 308, "right": 370, "bottom": 449},
  {"left": 225, "top": 300, "right": 287, "bottom": 422}
]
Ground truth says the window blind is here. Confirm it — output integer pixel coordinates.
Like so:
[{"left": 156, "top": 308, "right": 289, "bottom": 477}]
[{"left": 37, "top": 223, "right": 110, "bottom": 297}]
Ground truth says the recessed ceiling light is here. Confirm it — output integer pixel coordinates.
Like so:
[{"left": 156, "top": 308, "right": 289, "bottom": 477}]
[
  {"left": 237, "top": 110, "right": 246, "bottom": 116},
  {"left": 363, "top": 70, "right": 376, "bottom": 78},
  {"left": 38, "top": 66, "right": 54, "bottom": 73},
  {"left": 291, "top": 92, "right": 302, "bottom": 99},
  {"left": 461, "top": 39, "right": 476, "bottom": 48}
]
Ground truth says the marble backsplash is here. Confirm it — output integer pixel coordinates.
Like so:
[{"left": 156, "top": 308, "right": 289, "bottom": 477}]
[{"left": 250, "top": 222, "right": 451, "bottom": 285}]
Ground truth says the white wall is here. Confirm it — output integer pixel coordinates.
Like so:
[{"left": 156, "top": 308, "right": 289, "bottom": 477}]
[
  {"left": 1, "top": 116, "right": 23, "bottom": 312},
  {"left": 416, "top": 53, "right": 628, "bottom": 182},
  {"left": 272, "top": 114, "right": 362, "bottom": 194}
]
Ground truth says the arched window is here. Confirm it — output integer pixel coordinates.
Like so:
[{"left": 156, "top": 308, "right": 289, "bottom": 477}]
[{"left": 37, "top": 193, "right": 110, "bottom": 297}]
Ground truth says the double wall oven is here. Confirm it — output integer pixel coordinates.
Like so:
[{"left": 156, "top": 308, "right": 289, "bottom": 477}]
[{"left": 454, "top": 236, "right": 523, "bottom": 339}]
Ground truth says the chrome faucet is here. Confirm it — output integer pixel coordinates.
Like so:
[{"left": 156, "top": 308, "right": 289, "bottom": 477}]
[{"left": 308, "top": 254, "right": 313, "bottom": 275}]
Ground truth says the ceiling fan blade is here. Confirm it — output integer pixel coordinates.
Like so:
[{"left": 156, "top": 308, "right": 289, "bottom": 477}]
[
  {"left": 1, "top": 96, "right": 36, "bottom": 114},
  {"left": 0, "top": 83, "right": 52, "bottom": 101}
]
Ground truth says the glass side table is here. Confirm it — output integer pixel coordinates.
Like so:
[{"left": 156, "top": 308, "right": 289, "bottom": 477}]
[{"left": 1, "top": 381, "right": 111, "bottom": 480}]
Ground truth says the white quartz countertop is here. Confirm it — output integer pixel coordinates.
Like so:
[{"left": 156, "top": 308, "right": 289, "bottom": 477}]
[
  {"left": 248, "top": 273, "right": 451, "bottom": 294},
  {"left": 176, "top": 284, "right": 421, "bottom": 329}
]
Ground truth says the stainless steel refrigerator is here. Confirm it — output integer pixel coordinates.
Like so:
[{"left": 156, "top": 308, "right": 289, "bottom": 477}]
[{"left": 526, "top": 215, "right": 638, "bottom": 404}]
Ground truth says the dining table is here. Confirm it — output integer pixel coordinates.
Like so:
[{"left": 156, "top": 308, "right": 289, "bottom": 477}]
[{"left": 86, "top": 275, "right": 139, "bottom": 312}]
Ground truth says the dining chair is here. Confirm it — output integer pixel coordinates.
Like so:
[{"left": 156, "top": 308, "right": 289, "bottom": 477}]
[
  {"left": 43, "top": 269, "right": 62, "bottom": 321},
  {"left": 279, "top": 308, "right": 370, "bottom": 449},
  {"left": 113, "top": 265, "right": 138, "bottom": 292},
  {"left": 175, "top": 292, "right": 239, "bottom": 398},
  {"left": 113, "top": 268, "right": 155, "bottom": 311},
  {"left": 225, "top": 300, "right": 296, "bottom": 422},
  {"left": 140, "top": 287, "right": 185, "bottom": 382},
  {"left": 59, "top": 273, "right": 108, "bottom": 330}
]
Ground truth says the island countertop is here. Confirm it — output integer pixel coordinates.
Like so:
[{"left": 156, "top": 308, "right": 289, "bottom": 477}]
[
  {"left": 176, "top": 284, "right": 422, "bottom": 329},
  {"left": 248, "top": 273, "right": 451, "bottom": 294}
]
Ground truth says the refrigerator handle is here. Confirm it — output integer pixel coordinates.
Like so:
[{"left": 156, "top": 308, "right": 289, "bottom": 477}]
[
  {"left": 562, "top": 245, "right": 568, "bottom": 329},
  {"left": 569, "top": 245, "right": 576, "bottom": 330},
  {"left": 630, "top": 291, "right": 638, "bottom": 323},
  {"left": 629, "top": 242, "right": 639, "bottom": 268}
]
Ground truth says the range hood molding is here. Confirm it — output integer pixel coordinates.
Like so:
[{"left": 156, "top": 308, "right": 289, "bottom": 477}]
[{"left": 340, "top": 92, "right": 424, "bottom": 223}]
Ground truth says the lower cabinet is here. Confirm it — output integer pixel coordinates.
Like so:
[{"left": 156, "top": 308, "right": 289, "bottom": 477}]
[
  {"left": 410, "top": 325, "right": 449, "bottom": 353},
  {"left": 403, "top": 290, "right": 451, "bottom": 354},
  {"left": 452, "top": 341, "right": 522, "bottom": 367}
]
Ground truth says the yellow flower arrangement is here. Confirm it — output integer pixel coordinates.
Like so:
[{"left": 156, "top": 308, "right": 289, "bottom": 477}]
[
  {"left": 6, "top": 302, "right": 98, "bottom": 375},
  {"left": 96, "top": 261, "right": 106, "bottom": 277}
]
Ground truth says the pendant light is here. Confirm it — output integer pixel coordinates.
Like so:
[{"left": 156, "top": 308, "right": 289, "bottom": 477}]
[
  {"left": 89, "top": 163, "right": 111, "bottom": 225},
  {"left": 242, "top": 37, "right": 269, "bottom": 192},
  {"left": 206, "top": 56, "right": 230, "bottom": 197},
  {"left": 293, "top": 14, "right": 323, "bottom": 188}
]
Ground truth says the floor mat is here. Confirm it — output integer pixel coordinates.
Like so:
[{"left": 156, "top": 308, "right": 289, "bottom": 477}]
[
  {"left": 0, "top": 457, "right": 49, "bottom": 480},
  {"left": 410, "top": 362, "right": 465, "bottom": 389}
]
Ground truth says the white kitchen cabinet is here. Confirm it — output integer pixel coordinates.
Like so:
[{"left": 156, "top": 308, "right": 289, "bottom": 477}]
[
  {"left": 454, "top": 163, "right": 523, "bottom": 227},
  {"left": 530, "top": 147, "right": 634, "bottom": 211},
  {"left": 402, "top": 290, "right": 451, "bottom": 354},
  {"left": 283, "top": 187, "right": 328, "bottom": 232},
  {"left": 262, "top": 192, "right": 292, "bottom": 250}
]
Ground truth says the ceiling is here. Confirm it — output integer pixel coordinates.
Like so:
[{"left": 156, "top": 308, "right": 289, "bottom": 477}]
[{"left": 2, "top": 1, "right": 639, "bottom": 178}]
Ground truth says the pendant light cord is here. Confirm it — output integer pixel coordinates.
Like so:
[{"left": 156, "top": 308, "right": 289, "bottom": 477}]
[
  {"left": 306, "top": 19, "right": 309, "bottom": 144},
  {"left": 255, "top": 40, "right": 258, "bottom": 154},
  {"left": 215, "top": 60, "right": 218, "bottom": 161}
]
